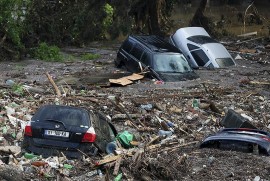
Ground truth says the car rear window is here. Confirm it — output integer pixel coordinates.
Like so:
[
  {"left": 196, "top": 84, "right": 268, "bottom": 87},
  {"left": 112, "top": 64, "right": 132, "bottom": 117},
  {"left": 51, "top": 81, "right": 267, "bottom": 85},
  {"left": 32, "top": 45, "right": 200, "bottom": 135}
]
[
  {"left": 215, "top": 58, "right": 235, "bottom": 67},
  {"left": 32, "top": 106, "right": 90, "bottom": 127},
  {"left": 153, "top": 53, "right": 192, "bottom": 73},
  {"left": 187, "top": 35, "right": 218, "bottom": 44}
]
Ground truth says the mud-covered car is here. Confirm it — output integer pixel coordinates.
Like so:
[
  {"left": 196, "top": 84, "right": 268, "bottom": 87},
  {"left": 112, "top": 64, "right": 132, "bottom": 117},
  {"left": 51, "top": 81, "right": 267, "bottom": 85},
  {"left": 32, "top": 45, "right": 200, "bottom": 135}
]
[
  {"left": 22, "top": 105, "right": 117, "bottom": 158},
  {"left": 169, "top": 27, "right": 235, "bottom": 68},
  {"left": 115, "top": 35, "right": 198, "bottom": 82}
]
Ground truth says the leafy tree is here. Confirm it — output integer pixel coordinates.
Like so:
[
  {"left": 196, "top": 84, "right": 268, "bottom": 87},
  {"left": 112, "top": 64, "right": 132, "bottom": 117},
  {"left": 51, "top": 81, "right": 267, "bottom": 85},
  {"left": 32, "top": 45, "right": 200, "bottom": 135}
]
[{"left": 0, "top": 0, "right": 30, "bottom": 61}]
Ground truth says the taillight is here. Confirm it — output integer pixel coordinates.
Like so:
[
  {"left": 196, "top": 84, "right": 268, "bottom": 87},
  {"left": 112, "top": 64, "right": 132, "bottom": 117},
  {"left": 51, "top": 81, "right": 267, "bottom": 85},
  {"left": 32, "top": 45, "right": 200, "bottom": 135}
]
[
  {"left": 261, "top": 136, "right": 270, "bottom": 142},
  {"left": 82, "top": 127, "right": 96, "bottom": 142},
  {"left": 24, "top": 122, "right": 32, "bottom": 136}
]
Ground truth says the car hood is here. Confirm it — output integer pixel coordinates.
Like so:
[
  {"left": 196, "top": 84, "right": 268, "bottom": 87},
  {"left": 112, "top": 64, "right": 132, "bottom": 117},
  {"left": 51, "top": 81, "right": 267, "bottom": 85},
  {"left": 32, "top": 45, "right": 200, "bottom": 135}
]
[
  {"left": 157, "top": 71, "right": 199, "bottom": 82},
  {"left": 201, "top": 43, "right": 232, "bottom": 59}
]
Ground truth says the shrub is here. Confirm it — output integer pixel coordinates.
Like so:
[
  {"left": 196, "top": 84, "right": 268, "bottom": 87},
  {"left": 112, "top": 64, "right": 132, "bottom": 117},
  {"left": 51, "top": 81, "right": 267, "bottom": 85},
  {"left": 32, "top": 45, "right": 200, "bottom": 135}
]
[{"left": 34, "top": 42, "right": 63, "bottom": 61}]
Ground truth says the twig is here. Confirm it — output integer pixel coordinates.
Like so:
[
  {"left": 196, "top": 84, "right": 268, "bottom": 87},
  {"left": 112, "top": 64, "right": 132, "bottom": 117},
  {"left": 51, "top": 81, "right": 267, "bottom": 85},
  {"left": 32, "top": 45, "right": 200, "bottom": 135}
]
[
  {"left": 76, "top": 149, "right": 96, "bottom": 166},
  {"left": 109, "top": 99, "right": 138, "bottom": 129},
  {"left": 45, "top": 72, "right": 61, "bottom": 97}
]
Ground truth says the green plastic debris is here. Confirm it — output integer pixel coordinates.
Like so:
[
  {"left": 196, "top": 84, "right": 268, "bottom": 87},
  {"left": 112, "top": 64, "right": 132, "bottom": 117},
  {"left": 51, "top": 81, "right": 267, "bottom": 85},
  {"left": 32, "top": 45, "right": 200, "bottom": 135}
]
[
  {"left": 116, "top": 131, "right": 134, "bottom": 148},
  {"left": 2, "top": 126, "right": 7, "bottom": 134},
  {"left": 24, "top": 153, "right": 40, "bottom": 159},
  {"left": 63, "top": 164, "right": 73, "bottom": 169},
  {"left": 44, "top": 173, "right": 54, "bottom": 178},
  {"left": 192, "top": 99, "right": 200, "bottom": 109},
  {"left": 12, "top": 132, "right": 16, "bottom": 138},
  {"left": 114, "top": 173, "right": 122, "bottom": 181}
]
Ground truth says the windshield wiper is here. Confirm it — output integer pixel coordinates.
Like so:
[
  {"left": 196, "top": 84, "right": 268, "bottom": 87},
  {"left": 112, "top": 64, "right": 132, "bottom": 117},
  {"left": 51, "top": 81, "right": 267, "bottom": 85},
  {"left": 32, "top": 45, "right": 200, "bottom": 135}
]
[{"left": 43, "top": 119, "right": 66, "bottom": 129}]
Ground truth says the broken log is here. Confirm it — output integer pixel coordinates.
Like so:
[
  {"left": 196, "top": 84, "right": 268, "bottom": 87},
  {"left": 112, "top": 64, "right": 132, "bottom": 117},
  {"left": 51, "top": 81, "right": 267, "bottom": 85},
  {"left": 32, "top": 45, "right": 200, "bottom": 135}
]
[{"left": 45, "top": 72, "right": 61, "bottom": 97}]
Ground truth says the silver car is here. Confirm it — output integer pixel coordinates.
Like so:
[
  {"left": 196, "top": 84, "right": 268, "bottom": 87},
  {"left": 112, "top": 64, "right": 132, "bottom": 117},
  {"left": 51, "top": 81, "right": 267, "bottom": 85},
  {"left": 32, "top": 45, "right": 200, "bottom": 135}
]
[{"left": 169, "top": 27, "right": 235, "bottom": 68}]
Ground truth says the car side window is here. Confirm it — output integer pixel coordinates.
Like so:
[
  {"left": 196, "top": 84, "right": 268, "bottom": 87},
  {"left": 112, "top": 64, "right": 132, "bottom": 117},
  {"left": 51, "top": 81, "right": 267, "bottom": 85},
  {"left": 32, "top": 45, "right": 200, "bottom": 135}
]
[
  {"left": 130, "top": 44, "right": 143, "bottom": 60},
  {"left": 191, "top": 49, "right": 209, "bottom": 66},
  {"left": 187, "top": 43, "right": 200, "bottom": 51},
  {"left": 140, "top": 52, "right": 149, "bottom": 65}
]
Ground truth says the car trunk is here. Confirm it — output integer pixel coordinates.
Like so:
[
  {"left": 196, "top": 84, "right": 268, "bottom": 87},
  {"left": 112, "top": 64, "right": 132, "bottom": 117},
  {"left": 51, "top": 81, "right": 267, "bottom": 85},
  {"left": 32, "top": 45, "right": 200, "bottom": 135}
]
[
  {"left": 30, "top": 105, "right": 91, "bottom": 148},
  {"left": 31, "top": 121, "right": 87, "bottom": 147}
]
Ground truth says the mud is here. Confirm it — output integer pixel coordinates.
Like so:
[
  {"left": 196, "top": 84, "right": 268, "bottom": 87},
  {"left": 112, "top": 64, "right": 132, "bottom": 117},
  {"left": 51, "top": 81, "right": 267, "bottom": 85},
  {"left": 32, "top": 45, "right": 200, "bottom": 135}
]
[{"left": 0, "top": 39, "right": 270, "bottom": 180}]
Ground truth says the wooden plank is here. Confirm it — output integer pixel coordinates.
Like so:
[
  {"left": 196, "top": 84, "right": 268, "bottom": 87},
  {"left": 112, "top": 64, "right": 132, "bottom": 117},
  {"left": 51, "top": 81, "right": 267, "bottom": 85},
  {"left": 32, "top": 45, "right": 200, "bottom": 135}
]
[
  {"left": 125, "top": 73, "right": 144, "bottom": 81},
  {"left": 113, "top": 157, "right": 122, "bottom": 175},
  {"left": 109, "top": 78, "right": 133, "bottom": 86},
  {"left": 97, "top": 155, "right": 121, "bottom": 165}
]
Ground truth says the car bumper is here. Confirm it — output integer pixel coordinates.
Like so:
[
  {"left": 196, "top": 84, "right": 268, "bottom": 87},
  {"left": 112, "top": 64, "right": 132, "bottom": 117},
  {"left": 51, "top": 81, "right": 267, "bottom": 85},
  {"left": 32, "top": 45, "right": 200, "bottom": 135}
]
[{"left": 22, "top": 137, "right": 98, "bottom": 158}]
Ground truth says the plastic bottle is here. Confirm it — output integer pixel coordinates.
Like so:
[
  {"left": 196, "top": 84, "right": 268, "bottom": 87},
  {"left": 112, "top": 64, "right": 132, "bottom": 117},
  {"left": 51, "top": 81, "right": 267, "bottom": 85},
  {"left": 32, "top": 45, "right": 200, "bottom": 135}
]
[{"left": 158, "top": 130, "right": 173, "bottom": 137}]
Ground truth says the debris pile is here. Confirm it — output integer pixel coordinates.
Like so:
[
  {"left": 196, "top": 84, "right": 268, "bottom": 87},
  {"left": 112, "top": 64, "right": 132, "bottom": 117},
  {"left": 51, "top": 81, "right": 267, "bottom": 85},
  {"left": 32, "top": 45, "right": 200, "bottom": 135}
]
[{"left": 1, "top": 75, "right": 270, "bottom": 180}]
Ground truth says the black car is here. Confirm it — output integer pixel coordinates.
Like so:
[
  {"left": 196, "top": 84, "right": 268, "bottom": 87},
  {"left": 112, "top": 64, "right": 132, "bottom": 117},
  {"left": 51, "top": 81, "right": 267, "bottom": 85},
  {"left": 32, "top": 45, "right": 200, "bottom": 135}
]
[
  {"left": 115, "top": 35, "right": 198, "bottom": 82},
  {"left": 22, "top": 105, "right": 117, "bottom": 158}
]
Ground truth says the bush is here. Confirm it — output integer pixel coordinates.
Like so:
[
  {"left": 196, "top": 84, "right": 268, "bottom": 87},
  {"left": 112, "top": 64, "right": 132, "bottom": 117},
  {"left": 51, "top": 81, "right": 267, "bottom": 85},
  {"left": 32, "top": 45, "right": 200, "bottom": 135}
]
[{"left": 34, "top": 42, "right": 63, "bottom": 61}]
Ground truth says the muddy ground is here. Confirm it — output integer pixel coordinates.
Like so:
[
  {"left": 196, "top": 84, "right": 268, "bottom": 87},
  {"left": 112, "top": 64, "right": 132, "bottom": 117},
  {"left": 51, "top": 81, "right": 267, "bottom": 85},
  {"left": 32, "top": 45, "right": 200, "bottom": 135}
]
[{"left": 0, "top": 38, "right": 270, "bottom": 180}]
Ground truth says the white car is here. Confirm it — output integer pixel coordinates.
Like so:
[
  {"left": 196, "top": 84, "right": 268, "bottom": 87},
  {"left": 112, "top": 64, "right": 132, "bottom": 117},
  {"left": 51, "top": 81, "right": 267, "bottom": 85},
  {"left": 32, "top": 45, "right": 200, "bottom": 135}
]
[{"left": 169, "top": 27, "right": 235, "bottom": 68}]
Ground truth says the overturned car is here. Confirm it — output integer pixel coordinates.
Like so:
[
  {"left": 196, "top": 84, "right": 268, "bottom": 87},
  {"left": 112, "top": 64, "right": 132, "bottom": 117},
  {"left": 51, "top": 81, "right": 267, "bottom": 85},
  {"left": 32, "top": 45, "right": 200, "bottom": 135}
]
[
  {"left": 22, "top": 105, "right": 117, "bottom": 158},
  {"left": 169, "top": 27, "right": 235, "bottom": 69}
]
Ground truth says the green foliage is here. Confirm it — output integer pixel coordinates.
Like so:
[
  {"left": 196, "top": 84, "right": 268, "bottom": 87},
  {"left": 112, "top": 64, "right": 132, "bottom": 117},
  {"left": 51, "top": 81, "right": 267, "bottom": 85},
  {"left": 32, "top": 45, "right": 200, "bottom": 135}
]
[
  {"left": 0, "top": 0, "right": 30, "bottom": 60},
  {"left": 81, "top": 53, "right": 101, "bottom": 61},
  {"left": 11, "top": 83, "right": 24, "bottom": 96},
  {"left": 34, "top": 42, "right": 63, "bottom": 61},
  {"left": 103, "top": 3, "right": 114, "bottom": 28}
]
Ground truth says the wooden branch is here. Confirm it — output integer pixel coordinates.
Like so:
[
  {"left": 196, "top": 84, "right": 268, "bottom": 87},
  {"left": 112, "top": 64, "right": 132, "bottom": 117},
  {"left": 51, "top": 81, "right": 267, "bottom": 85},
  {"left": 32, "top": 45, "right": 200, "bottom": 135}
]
[
  {"left": 45, "top": 72, "right": 61, "bottom": 97},
  {"left": 113, "top": 157, "right": 122, "bottom": 176}
]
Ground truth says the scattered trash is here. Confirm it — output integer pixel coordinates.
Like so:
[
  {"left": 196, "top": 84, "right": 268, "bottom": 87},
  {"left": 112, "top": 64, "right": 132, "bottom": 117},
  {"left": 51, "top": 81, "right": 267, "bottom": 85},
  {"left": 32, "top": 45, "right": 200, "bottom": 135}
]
[
  {"left": 106, "top": 141, "right": 117, "bottom": 154},
  {"left": 116, "top": 131, "right": 134, "bottom": 149},
  {"left": 140, "top": 104, "right": 153, "bottom": 111},
  {"left": 158, "top": 130, "right": 173, "bottom": 137},
  {"left": 235, "top": 54, "right": 243, "bottom": 60},
  {"left": 221, "top": 109, "right": 257, "bottom": 129}
]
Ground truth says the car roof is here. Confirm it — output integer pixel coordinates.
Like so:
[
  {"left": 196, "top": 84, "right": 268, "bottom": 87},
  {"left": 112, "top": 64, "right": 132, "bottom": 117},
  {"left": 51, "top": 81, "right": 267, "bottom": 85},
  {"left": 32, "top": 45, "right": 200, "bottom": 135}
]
[
  {"left": 172, "top": 27, "right": 210, "bottom": 39},
  {"left": 129, "top": 35, "right": 182, "bottom": 53}
]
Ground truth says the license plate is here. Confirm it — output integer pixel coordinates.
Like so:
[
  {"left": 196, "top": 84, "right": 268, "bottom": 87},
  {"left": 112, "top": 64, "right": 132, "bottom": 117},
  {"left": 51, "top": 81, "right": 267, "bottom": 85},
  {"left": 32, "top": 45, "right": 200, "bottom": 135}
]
[{"left": 45, "top": 130, "right": 69, "bottom": 137}]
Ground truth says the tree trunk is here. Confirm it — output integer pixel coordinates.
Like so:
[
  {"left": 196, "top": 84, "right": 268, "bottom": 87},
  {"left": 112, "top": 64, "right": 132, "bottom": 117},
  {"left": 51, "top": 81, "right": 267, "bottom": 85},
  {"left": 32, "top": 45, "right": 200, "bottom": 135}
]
[
  {"left": 147, "top": 0, "right": 163, "bottom": 36},
  {"left": 190, "top": 0, "right": 216, "bottom": 36},
  {"left": 190, "top": 0, "right": 208, "bottom": 27}
]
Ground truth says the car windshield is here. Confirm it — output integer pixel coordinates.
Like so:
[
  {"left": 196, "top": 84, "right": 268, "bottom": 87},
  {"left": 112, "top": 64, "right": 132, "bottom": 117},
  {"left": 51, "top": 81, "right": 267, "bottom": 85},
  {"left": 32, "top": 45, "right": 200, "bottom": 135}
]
[
  {"left": 187, "top": 35, "right": 218, "bottom": 44},
  {"left": 32, "top": 106, "right": 90, "bottom": 127},
  {"left": 153, "top": 53, "right": 192, "bottom": 73}
]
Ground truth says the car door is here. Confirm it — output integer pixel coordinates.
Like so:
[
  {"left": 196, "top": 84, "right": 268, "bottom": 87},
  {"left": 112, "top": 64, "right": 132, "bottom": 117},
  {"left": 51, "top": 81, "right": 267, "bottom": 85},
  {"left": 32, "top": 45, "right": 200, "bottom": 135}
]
[{"left": 127, "top": 43, "right": 144, "bottom": 72}]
